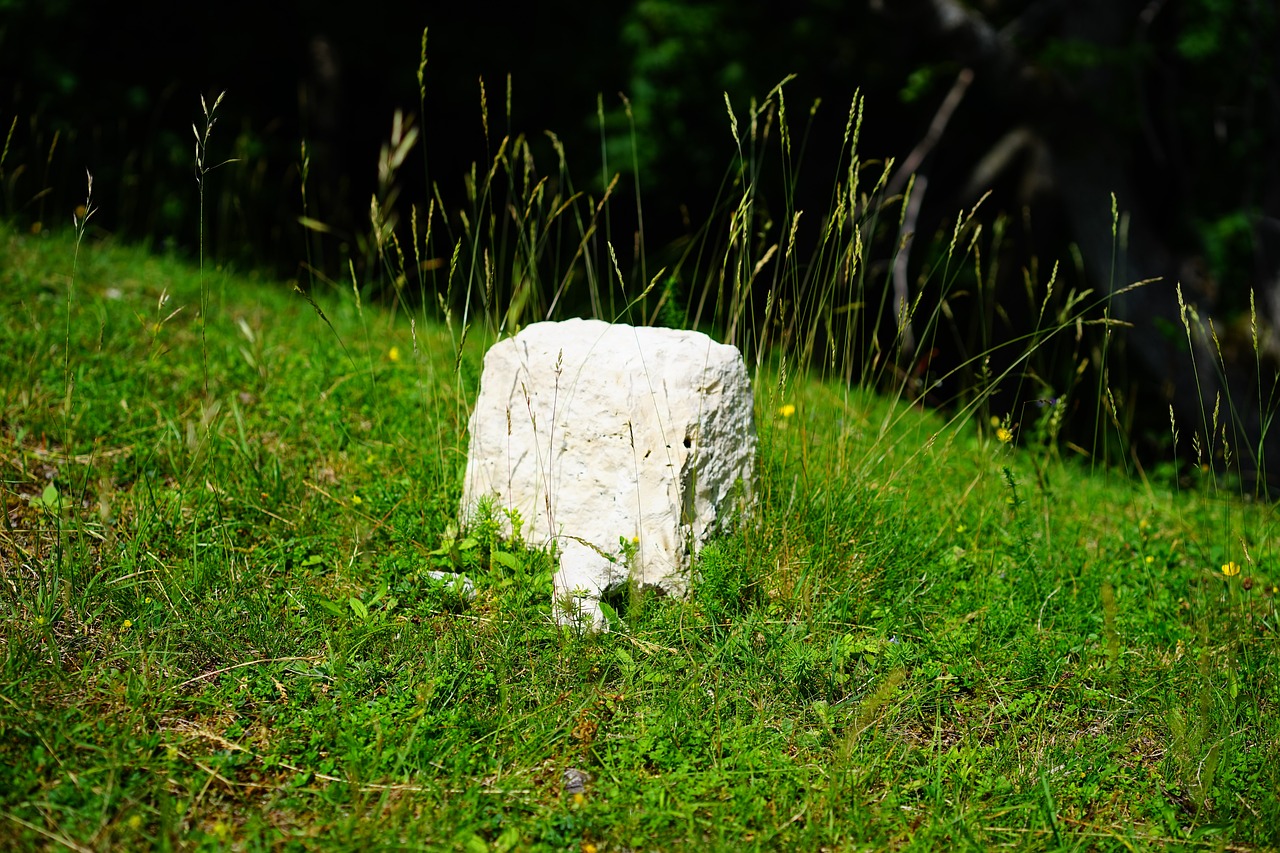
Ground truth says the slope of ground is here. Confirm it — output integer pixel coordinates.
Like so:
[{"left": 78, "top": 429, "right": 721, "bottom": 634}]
[{"left": 1, "top": 224, "right": 1277, "bottom": 850}]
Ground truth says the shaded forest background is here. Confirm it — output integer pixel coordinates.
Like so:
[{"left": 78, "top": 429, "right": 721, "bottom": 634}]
[{"left": 3, "top": 0, "right": 1280, "bottom": 486}]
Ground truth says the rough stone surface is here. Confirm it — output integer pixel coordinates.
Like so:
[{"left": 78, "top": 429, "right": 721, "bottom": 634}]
[{"left": 460, "top": 318, "right": 756, "bottom": 626}]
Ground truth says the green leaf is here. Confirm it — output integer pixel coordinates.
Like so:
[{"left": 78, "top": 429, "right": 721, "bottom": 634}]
[
  {"left": 490, "top": 551, "right": 520, "bottom": 571},
  {"left": 456, "top": 832, "right": 488, "bottom": 853},
  {"left": 349, "top": 597, "right": 369, "bottom": 621},
  {"left": 598, "top": 600, "right": 622, "bottom": 631},
  {"left": 493, "top": 827, "right": 522, "bottom": 853},
  {"left": 32, "top": 484, "right": 63, "bottom": 511},
  {"left": 297, "top": 215, "right": 335, "bottom": 234},
  {"left": 315, "top": 598, "right": 345, "bottom": 618}
]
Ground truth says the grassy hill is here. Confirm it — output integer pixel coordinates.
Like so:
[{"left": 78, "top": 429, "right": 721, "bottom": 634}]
[{"left": 2, "top": 222, "right": 1278, "bottom": 850}]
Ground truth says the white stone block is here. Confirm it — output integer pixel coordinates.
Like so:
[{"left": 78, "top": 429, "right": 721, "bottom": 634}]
[{"left": 460, "top": 318, "right": 756, "bottom": 627}]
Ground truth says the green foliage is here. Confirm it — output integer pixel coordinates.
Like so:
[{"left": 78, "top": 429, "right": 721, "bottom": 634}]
[
  {"left": 1198, "top": 210, "right": 1255, "bottom": 308},
  {"left": 695, "top": 535, "right": 758, "bottom": 625}
]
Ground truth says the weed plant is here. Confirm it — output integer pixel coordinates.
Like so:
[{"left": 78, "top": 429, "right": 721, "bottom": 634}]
[{"left": 1, "top": 60, "right": 1279, "bottom": 851}]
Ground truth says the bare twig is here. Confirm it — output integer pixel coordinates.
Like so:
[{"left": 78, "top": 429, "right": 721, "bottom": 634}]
[
  {"left": 884, "top": 68, "right": 972, "bottom": 357},
  {"left": 893, "top": 173, "right": 928, "bottom": 358},
  {"left": 885, "top": 68, "right": 973, "bottom": 201}
]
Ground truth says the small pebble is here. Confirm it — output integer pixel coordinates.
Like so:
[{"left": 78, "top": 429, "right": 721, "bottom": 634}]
[{"left": 562, "top": 768, "right": 590, "bottom": 796}]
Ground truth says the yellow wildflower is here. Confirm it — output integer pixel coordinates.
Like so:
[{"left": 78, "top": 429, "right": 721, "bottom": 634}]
[
  {"left": 1221, "top": 561, "right": 1240, "bottom": 577},
  {"left": 389, "top": 346, "right": 401, "bottom": 362},
  {"left": 996, "top": 427, "right": 1013, "bottom": 444},
  {"left": 351, "top": 495, "right": 363, "bottom": 506},
  {"left": 778, "top": 404, "right": 796, "bottom": 418}
]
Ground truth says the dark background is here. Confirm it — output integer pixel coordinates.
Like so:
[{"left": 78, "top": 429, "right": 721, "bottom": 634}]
[{"left": 4, "top": 0, "right": 1280, "bottom": 485}]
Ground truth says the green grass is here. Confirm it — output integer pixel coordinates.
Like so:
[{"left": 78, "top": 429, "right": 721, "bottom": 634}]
[{"left": 3, "top": 220, "right": 1279, "bottom": 851}]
